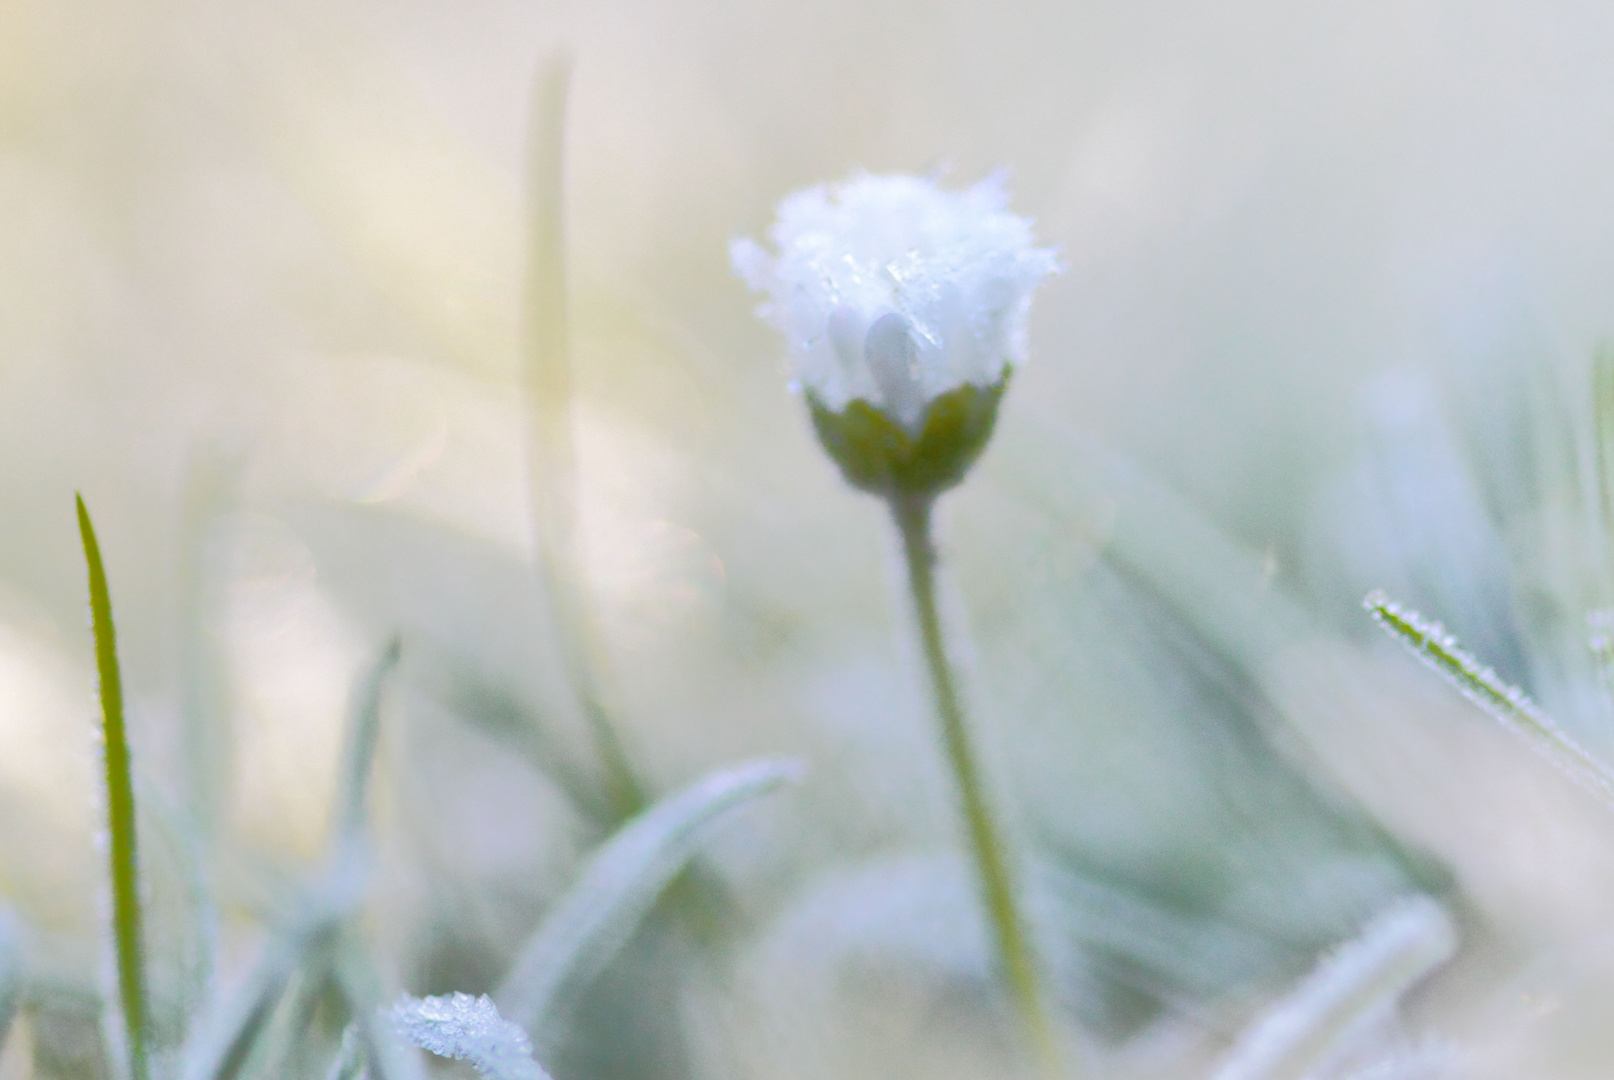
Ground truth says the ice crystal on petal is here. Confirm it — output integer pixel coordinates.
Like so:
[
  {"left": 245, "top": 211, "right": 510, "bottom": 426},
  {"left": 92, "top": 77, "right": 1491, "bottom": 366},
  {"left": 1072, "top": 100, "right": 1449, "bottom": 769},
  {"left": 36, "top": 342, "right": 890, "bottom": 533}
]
[
  {"left": 732, "top": 172, "right": 1059, "bottom": 431},
  {"left": 391, "top": 992, "right": 550, "bottom": 1080}
]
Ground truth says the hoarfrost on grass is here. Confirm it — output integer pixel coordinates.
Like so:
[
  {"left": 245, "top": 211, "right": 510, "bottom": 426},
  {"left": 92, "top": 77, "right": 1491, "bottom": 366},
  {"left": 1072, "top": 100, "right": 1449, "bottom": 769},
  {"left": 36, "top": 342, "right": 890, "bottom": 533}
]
[
  {"left": 1211, "top": 895, "right": 1457, "bottom": 1080},
  {"left": 392, "top": 993, "right": 550, "bottom": 1080}
]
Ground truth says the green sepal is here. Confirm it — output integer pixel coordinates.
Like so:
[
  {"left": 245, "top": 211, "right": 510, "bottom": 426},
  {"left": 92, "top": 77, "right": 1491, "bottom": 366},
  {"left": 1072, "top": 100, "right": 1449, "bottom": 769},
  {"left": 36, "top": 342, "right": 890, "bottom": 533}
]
[{"left": 807, "top": 375, "right": 1009, "bottom": 497}]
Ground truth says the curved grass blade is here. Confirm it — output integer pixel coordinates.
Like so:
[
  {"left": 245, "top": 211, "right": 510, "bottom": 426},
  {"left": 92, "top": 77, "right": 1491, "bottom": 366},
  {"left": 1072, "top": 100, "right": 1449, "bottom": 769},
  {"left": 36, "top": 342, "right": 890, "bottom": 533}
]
[
  {"left": 171, "top": 449, "right": 244, "bottom": 1033},
  {"left": 137, "top": 779, "right": 218, "bottom": 1051},
  {"left": 331, "top": 636, "right": 402, "bottom": 853},
  {"left": 177, "top": 447, "right": 244, "bottom": 846},
  {"left": 521, "top": 53, "right": 643, "bottom": 821},
  {"left": 183, "top": 631, "right": 397, "bottom": 1080},
  {"left": 1365, "top": 590, "right": 1614, "bottom": 805},
  {"left": 1211, "top": 895, "right": 1456, "bottom": 1080},
  {"left": 332, "top": 932, "right": 427, "bottom": 1080},
  {"left": 77, "top": 494, "right": 151, "bottom": 1080},
  {"left": 392, "top": 993, "right": 550, "bottom": 1080},
  {"left": 495, "top": 758, "right": 802, "bottom": 1045},
  {"left": 322, "top": 1024, "right": 365, "bottom": 1080},
  {"left": 178, "top": 906, "right": 341, "bottom": 1080}
]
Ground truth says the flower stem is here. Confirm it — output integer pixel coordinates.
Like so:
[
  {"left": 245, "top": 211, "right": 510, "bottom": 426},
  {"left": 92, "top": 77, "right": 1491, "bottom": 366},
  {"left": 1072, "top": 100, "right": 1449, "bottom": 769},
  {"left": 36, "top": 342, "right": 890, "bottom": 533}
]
[{"left": 890, "top": 493, "right": 1069, "bottom": 1080}]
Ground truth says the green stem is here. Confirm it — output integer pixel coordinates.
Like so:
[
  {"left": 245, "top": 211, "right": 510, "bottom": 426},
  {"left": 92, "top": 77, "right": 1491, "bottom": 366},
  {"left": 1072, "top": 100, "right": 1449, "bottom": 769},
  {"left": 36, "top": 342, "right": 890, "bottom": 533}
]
[
  {"left": 890, "top": 494, "right": 1067, "bottom": 1080},
  {"left": 77, "top": 495, "right": 150, "bottom": 1080}
]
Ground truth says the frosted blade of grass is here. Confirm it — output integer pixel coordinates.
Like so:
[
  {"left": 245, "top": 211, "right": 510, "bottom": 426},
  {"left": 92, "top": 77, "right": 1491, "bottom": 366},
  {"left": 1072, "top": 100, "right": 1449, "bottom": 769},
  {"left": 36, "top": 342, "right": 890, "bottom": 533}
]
[
  {"left": 322, "top": 1024, "right": 365, "bottom": 1080},
  {"left": 496, "top": 758, "right": 802, "bottom": 1042},
  {"left": 1365, "top": 590, "right": 1614, "bottom": 805},
  {"left": 331, "top": 637, "right": 402, "bottom": 852},
  {"left": 0, "top": 909, "right": 22, "bottom": 1054},
  {"left": 520, "top": 53, "right": 642, "bottom": 820},
  {"left": 177, "top": 448, "right": 243, "bottom": 846},
  {"left": 183, "top": 622, "right": 392, "bottom": 1080},
  {"left": 77, "top": 494, "right": 151, "bottom": 1080},
  {"left": 392, "top": 993, "right": 550, "bottom": 1080},
  {"left": 137, "top": 780, "right": 218, "bottom": 1049},
  {"left": 178, "top": 910, "right": 339, "bottom": 1080},
  {"left": 1211, "top": 895, "right": 1456, "bottom": 1080},
  {"left": 173, "top": 450, "right": 242, "bottom": 1033},
  {"left": 333, "top": 933, "right": 427, "bottom": 1080}
]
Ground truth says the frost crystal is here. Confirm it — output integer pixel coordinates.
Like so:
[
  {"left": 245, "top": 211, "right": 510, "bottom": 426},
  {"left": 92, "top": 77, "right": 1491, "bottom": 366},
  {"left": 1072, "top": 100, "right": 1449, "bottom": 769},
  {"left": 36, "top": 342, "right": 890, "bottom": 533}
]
[
  {"left": 732, "top": 172, "right": 1059, "bottom": 432},
  {"left": 391, "top": 992, "right": 550, "bottom": 1080}
]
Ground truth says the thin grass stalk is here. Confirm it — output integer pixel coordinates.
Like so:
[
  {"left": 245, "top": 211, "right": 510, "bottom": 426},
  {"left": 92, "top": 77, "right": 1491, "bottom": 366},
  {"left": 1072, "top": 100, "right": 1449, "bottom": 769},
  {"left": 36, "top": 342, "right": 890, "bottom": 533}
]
[
  {"left": 1365, "top": 589, "right": 1614, "bottom": 805},
  {"left": 322, "top": 1024, "right": 365, "bottom": 1080},
  {"left": 173, "top": 451, "right": 241, "bottom": 1025},
  {"left": 177, "top": 449, "right": 241, "bottom": 849},
  {"left": 332, "top": 932, "right": 427, "bottom": 1080},
  {"left": 332, "top": 636, "right": 402, "bottom": 852},
  {"left": 494, "top": 758, "right": 799, "bottom": 1044},
  {"left": 889, "top": 493, "right": 1067, "bottom": 1080},
  {"left": 520, "top": 54, "right": 643, "bottom": 820},
  {"left": 76, "top": 494, "right": 151, "bottom": 1080}
]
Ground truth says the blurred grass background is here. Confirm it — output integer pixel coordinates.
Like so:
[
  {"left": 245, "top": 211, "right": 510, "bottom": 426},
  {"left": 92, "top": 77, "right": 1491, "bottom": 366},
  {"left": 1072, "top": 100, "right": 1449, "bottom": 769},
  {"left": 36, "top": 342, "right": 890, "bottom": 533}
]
[{"left": 8, "top": 0, "right": 1614, "bottom": 1077}]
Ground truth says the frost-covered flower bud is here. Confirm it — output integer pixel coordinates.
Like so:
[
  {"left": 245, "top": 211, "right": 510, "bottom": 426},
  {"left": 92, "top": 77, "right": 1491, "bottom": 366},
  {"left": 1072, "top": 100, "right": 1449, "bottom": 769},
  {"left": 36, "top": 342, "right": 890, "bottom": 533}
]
[{"left": 732, "top": 172, "right": 1059, "bottom": 497}]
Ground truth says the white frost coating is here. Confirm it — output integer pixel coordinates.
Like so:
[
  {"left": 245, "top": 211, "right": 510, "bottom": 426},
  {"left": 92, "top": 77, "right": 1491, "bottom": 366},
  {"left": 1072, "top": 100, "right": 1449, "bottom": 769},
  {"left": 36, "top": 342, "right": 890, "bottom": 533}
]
[
  {"left": 391, "top": 993, "right": 550, "bottom": 1080},
  {"left": 1212, "top": 896, "right": 1457, "bottom": 1080},
  {"left": 731, "top": 172, "right": 1059, "bottom": 430}
]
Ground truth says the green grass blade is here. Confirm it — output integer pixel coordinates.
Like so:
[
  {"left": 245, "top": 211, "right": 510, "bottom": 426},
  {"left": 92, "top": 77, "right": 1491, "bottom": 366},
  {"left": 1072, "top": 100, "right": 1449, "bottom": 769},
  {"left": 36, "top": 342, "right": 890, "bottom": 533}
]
[
  {"left": 138, "top": 780, "right": 218, "bottom": 1051},
  {"left": 1365, "top": 589, "right": 1614, "bottom": 804},
  {"left": 177, "top": 448, "right": 244, "bottom": 846},
  {"left": 178, "top": 912, "right": 337, "bottom": 1080},
  {"left": 77, "top": 494, "right": 150, "bottom": 1080},
  {"left": 172, "top": 449, "right": 242, "bottom": 1041},
  {"left": 332, "top": 932, "right": 427, "bottom": 1080},
  {"left": 331, "top": 636, "right": 402, "bottom": 852},
  {"left": 495, "top": 758, "right": 801, "bottom": 1046},
  {"left": 520, "top": 53, "right": 643, "bottom": 820},
  {"left": 322, "top": 1024, "right": 365, "bottom": 1080}
]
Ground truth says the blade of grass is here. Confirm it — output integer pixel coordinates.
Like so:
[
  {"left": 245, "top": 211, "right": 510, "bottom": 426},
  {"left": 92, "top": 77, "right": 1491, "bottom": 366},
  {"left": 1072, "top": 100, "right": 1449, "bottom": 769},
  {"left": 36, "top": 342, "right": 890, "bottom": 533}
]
[
  {"left": 1211, "top": 896, "right": 1456, "bottom": 1080},
  {"left": 177, "top": 447, "right": 244, "bottom": 847},
  {"left": 183, "top": 634, "right": 399, "bottom": 1080},
  {"left": 178, "top": 906, "right": 341, "bottom": 1080},
  {"left": 239, "top": 963, "right": 334, "bottom": 1080},
  {"left": 137, "top": 779, "right": 218, "bottom": 1050},
  {"left": 495, "top": 758, "right": 801, "bottom": 1047},
  {"left": 332, "top": 931, "right": 427, "bottom": 1080},
  {"left": 322, "top": 1024, "right": 365, "bottom": 1080},
  {"left": 521, "top": 53, "right": 643, "bottom": 821},
  {"left": 1365, "top": 590, "right": 1614, "bottom": 804},
  {"left": 77, "top": 494, "right": 151, "bottom": 1080},
  {"left": 330, "top": 636, "right": 402, "bottom": 853},
  {"left": 173, "top": 449, "right": 243, "bottom": 1039}
]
